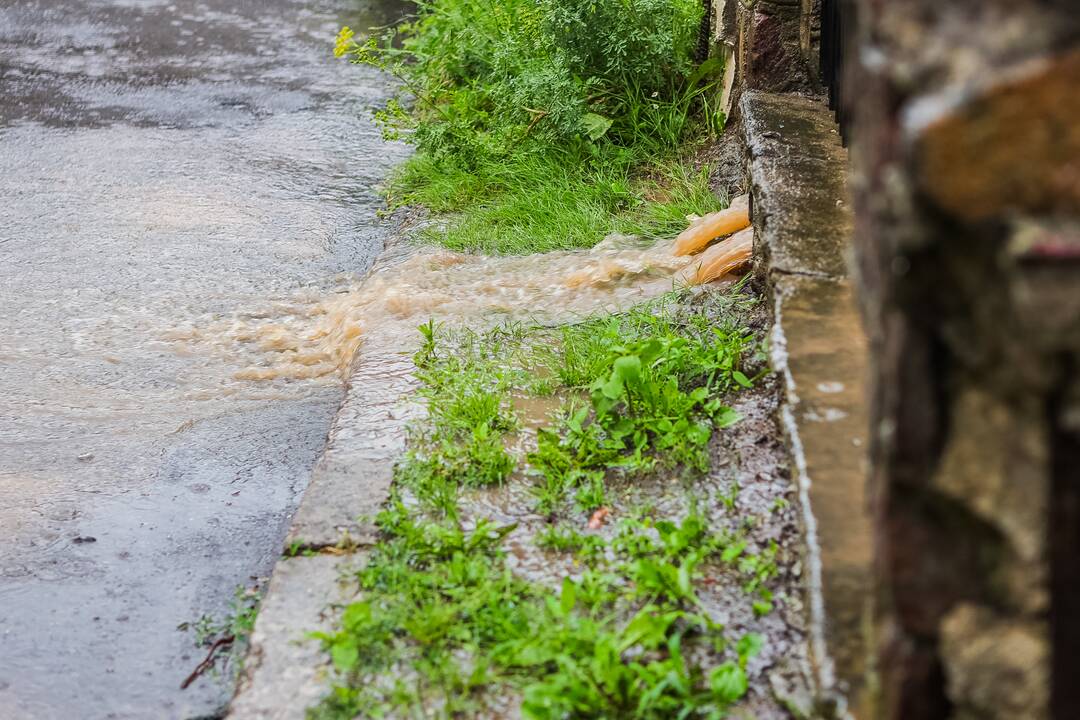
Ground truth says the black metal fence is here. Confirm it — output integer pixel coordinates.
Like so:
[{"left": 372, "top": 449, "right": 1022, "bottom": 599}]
[{"left": 820, "top": 0, "right": 856, "bottom": 143}]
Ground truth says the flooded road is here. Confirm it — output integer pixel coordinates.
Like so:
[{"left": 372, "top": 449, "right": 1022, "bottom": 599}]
[{"left": 0, "top": 1, "right": 409, "bottom": 717}]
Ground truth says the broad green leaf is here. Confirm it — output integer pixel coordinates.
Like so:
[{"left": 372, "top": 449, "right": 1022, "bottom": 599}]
[
  {"left": 613, "top": 354, "right": 641, "bottom": 379},
  {"left": 637, "top": 339, "right": 664, "bottom": 365},
  {"left": 709, "top": 662, "right": 748, "bottom": 704},
  {"left": 714, "top": 406, "right": 742, "bottom": 428},
  {"left": 736, "top": 632, "right": 764, "bottom": 663},
  {"left": 721, "top": 540, "right": 746, "bottom": 563},
  {"left": 619, "top": 606, "right": 679, "bottom": 651},
  {"left": 686, "top": 55, "right": 725, "bottom": 88},
  {"left": 593, "top": 392, "right": 617, "bottom": 417},
  {"left": 610, "top": 417, "right": 635, "bottom": 438},
  {"left": 560, "top": 577, "right": 577, "bottom": 614},
  {"left": 330, "top": 639, "right": 359, "bottom": 672},
  {"left": 677, "top": 559, "right": 694, "bottom": 597},
  {"left": 686, "top": 422, "right": 712, "bottom": 445},
  {"left": 600, "top": 373, "right": 623, "bottom": 400},
  {"left": 582, "top": 112, "right": 613, "bottom": 140},
  {"left": 341, "top": 601, "right": 372, "bottom": 632},
  {"left": 752, "top": 599, "right": 774, "bottom": 617}
]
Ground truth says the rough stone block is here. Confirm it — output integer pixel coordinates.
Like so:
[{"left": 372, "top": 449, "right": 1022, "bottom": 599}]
[
  {"left": 932, "top": 386, "right": 1049, "bottom": 579},
  {"left": 940, "top": 604, "right": 1049, "bottom": 720},
  {"left": 910, "top": 48, "right": 1080, "bottom": 223},
  {"left": 739, "top": 1, "right": 812, "bottom": 92}
]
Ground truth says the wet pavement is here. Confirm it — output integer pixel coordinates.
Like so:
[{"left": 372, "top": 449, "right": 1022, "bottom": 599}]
[{"left": 0, "top": 1, "right": 409, "bottom": 717}]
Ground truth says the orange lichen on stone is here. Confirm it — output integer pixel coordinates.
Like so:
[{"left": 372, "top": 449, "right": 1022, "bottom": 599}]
[
  {"left": 672, "top": 194, "right": 751, "bottom": 256},
  {"left": 913, "top": 48, "right": 1080, "bottom": 223}
]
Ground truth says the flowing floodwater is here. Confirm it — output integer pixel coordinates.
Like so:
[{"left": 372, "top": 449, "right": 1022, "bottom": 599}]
[
  {"left": 0, "top": 1, "right": 410, "bottom": 717},
  {"left": 197, "top": 233, "right": 698, "bottom": 384}
]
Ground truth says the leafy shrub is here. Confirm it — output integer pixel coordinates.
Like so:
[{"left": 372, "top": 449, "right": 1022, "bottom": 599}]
[
  {"left": 543, "top": 0, "right": 702, "bottom": 93},
  {"left": 346, "top": 0, "right": 706, "bottom": 154},
  {"left": 337, "top": 0, "right": 724, "bottom": 253}
]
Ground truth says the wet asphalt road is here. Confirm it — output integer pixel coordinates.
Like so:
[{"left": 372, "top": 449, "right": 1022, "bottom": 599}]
[{"left": 0, "top": 1, "right": 407, "bottom": 717}]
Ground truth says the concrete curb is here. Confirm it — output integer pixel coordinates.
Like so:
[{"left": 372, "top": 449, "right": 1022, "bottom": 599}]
[
  {"left": 742, "top": 91, "right": 874, "bottom": 718},
  {"left": 228, "top": 553, "right": 366, "bottom": 720},
  {"left": 227, "top": 233, "right": 421, "bottom": 719},
  {"left": 284, "top": 348, "right": 419, "bottom": 549}
]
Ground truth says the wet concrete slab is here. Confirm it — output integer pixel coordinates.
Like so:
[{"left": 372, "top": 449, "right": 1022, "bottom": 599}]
[
  {"left": 741, "top": 91, "right": 874, "bottom": 717},
  {"left": 0, "top": 1, "right": 409, "bottom": 717},
  {"left": 284, "top": 348, "right": 419, "bottom": 549},
  {"left": 228, "top": 553, "right": 365, "bottom": 720}
]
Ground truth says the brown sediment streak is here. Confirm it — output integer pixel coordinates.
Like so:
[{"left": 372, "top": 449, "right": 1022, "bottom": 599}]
[
  {"left": 672, "top": 194, "right": 751, "bottom": 257},
  {"left": 678, "top": 226, "right": 754, "bottom": 286}
]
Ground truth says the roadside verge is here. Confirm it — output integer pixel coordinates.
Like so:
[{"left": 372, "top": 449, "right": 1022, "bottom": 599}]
[{"left": 227, "top": 92, "right": 875, "bottom": 719}]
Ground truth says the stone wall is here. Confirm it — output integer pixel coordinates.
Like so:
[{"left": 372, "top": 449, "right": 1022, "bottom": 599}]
[
  {"left": 847, "top": 1, "right": 1080, "bottom": 718},
  {"left": 714, "top": 0, "right": 817, "bottom": 95}
]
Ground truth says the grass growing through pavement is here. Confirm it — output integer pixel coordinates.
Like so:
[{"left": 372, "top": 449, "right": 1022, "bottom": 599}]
[
  {"left": 179, "top": 584, "right": 262, "bottom": 688},
  {"left": 309, "top": 289, "right": 780, "bottom": 719},
  {"left": 336, "top": 0, "right": 728, "bottom": 254}
]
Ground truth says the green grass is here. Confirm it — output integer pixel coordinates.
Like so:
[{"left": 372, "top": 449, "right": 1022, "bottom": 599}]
[
  {"left": 338, "top": 0, "right": 727, "bottom": 255},
  {"left": 391, "top": 148, "right": 726, "bottom": 255},
  {"left": 309, "top": 289, "right": 779, "bottom": 719}
]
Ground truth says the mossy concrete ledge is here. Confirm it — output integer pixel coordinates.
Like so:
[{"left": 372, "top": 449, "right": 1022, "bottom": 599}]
[{"left": 741, "top": 90, "right": 874, "bottom": 718}]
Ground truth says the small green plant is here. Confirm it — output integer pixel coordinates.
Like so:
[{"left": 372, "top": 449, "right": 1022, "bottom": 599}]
[
  {"left": 537, "top": 525, "right": 608, "bottom": 560},
  {"left": 180, "top": 584, "right": 262, "bottom": 688},
  {"left": 573, "top": 470, "right": 608, "bottom": 511},
  {"left": 528, "top": 297, "right": 755, "bottom": 513},
  {"left": 414, "top": 317, "right": 440, "bottom": 368},
  {"left": 405, "top": 323, "right": 522, "bottom": 506}
]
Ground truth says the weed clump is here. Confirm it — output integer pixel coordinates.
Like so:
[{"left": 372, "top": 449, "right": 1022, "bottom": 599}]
[
  {"left": 336, "top": 0, "right": 727, "bottom": 254},
  {"left": 528, "top": 306, "right": 756, "bottom": 515},
  {"left": 179, "top": 584, "right": 262, "bottom": 689},
  {"left": 310, "top": 290, "right": 783, "bottom": 719}
]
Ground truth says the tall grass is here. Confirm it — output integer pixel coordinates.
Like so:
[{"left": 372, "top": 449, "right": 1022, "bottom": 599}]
[{"left": 339, "top": 0, "right": 725, "bottom": 254}]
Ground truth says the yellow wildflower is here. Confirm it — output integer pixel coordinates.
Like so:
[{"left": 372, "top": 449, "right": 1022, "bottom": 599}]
[{"left": 334, "top": 26, "right": 355, "bottom": 58}]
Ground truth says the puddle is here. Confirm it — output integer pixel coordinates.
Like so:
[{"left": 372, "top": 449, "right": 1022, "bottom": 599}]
[{"left": 510, "top": 393, "right": 564, "bottom": 430}]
